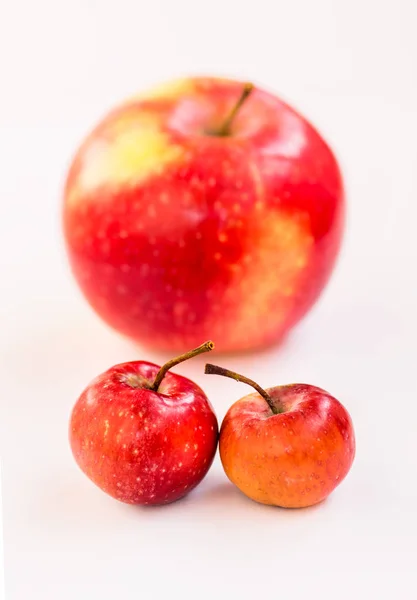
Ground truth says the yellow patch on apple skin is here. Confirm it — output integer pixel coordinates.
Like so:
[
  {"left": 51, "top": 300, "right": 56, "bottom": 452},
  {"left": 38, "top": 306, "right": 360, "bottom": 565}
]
[
  {"left": 210, "top": 209, "right": 313, "bottom": 349},
  {"left": 67, "top": 116, "right": 184, "bottom": 206},
  {"left": 130, "top": 78, "right": 195, "bottom": 103},
  {"left": 80, "top": 129, "right": 182, "bottom": 191}
]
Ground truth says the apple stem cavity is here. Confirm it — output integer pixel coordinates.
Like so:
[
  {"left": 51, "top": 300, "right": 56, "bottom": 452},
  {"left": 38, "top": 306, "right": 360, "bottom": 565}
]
[
  {"left": 204, "top": 363, "right": 280, "bottom": 414},
  {"left": 151, "top": 340, "right": 215, "bottom": 392},
  {"left": 216, "top": 82, "right": 254, "bottom": 136}
]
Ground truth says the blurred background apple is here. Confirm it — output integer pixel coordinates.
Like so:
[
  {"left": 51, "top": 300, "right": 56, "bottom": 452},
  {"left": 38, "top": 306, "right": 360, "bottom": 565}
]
[{"left": 63, "top": 77, "right": 344, "bottom": 352}]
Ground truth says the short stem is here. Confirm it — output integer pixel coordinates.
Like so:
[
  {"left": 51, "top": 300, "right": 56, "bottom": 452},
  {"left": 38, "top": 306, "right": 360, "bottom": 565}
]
[
  {"left": 205, "top": 364, "right": 279, "bottom": 414},
  {"left": 217, "top": 82, "right": 254, "bottom": 136},
  {"left": 151, "top": 341, "right": 214, "bottom": 391}
]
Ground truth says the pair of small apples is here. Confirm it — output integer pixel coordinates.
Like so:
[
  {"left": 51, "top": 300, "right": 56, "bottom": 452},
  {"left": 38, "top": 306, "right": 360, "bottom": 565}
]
[{"left": 70, "top": 341, "right": 355, "bottom": 509}]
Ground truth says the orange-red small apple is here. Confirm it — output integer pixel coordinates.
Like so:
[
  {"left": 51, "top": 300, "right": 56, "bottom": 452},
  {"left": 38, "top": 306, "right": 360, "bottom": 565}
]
[{"left": 206, "top": 364, "right": 355, "bottom": 508}]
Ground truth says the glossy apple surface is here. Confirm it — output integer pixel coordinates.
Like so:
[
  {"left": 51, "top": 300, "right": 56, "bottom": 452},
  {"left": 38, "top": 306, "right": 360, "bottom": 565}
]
[
  {"left": 70, "top": 360, "right": 218, "bottom": 505},
  {"left": 219, "top": 383, "right": 355, "bottom": 508},
  {"left": 63, "top": 77, "right": 344, "bottom": 352}
]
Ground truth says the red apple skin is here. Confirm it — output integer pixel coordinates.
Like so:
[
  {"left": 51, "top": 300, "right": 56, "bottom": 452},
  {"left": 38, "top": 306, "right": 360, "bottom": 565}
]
[
  {"left": 69, "top": 361, "right": 218, "bottom": 505},
  {"left": 219, "top": 384, "right": 355, "bottom": 508},
  {"left": 63, "top": 77, "right": 344, "bottom": 352}
]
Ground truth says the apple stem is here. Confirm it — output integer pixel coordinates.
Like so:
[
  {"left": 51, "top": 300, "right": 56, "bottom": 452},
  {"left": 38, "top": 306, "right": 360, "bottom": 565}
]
[
  {"left": 217, "top": 83, "right": 254, "bottom": 136},
  {"left": 151, "top": 341, "right": 215, "bottom": 392},
  {"left": 205, "top": 364, "right": 280, "bottom": 414}
]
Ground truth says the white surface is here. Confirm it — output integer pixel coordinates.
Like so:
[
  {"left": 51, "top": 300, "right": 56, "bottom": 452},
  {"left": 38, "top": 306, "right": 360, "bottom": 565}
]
[
  {"left": 0, "top": 464, "right": 4, "bottom": 600},
  {"left": 1, "top": 1, "right": 417, "bottom": 598}
]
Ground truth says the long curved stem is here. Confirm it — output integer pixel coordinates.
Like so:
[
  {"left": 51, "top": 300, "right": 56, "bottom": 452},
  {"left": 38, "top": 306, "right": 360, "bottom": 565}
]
[
  {"left": 204, "top": 363, "right": 279, "bottom": 414},
  {"left": 151, "top": 341, "right": 214, "bottom": 391}
]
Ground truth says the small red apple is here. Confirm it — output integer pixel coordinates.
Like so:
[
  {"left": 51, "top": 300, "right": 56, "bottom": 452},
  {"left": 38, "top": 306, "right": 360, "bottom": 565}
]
[
  {"left": 70, "top": 341, "right": 218, "bottom": 505},
  {"left": 63, "top": 77, "right": 344, "bottom": 353},
  {"left": 205, "top": 364, "right": 355, "bottom": 508}
]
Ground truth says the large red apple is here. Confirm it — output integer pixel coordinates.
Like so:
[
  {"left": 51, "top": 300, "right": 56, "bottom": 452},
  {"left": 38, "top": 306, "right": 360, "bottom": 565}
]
[
  {"left": 70, "top": 342, "right": 218, "bottom": 505},
  {"left": 63, "top": 77, "right": 344, "bottom": 352},
  {"left": 206, "top": 364, "right": 355, "bottom": 508}
]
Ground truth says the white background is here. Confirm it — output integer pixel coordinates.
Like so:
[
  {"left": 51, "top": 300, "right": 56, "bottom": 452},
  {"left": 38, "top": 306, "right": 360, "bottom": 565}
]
[{"left": 1, "top": 0, "right": 417, "bottom": 598}]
